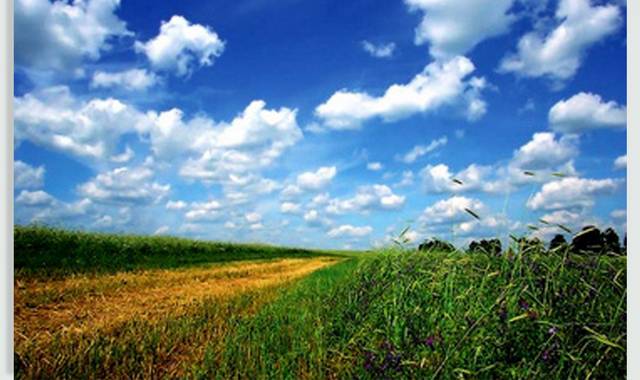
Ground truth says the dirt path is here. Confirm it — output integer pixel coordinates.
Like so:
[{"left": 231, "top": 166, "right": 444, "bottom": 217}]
[{"left": 15, "top": 257, "right": 338, "bottom": 344}]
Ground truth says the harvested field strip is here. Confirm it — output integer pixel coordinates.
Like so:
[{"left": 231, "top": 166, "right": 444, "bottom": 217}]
[{"left": 15, "top": 257, "right": 338, "bottom": 345}]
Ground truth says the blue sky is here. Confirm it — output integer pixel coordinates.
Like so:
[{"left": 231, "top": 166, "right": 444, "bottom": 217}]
[{"left": 13, "top": 0, "right": 627, "bottom": 249}]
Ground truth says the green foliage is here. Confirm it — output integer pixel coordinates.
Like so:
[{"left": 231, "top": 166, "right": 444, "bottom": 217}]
[
  {"left": 14, "top": 225, "right": 343, "bottom": 277},
  {"left": 201, "top": 247, "right": 625, "bottom": 379}
]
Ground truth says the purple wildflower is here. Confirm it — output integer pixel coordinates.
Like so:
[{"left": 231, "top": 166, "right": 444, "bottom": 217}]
[{"left": 518, "top": 298, "right": 530, "bottom": 310}]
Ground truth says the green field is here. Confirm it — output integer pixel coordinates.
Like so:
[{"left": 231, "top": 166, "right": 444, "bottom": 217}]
[{"left": 14, "top": 227, "right": 626, "bottom": 379}]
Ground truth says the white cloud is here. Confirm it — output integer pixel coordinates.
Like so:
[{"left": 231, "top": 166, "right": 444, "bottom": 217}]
[
  {"left": 419, "top": 196, "right": 485, "bottom": 225},
  {"left": 280, "top": 202, "right": 301, "bottom": 214},
  {"left": 281, "top": 184, "right": 303, "bottom": 199},
  {"left": 610, "top": 209, "right": 626, "bottom": 219},
  {"left": 367, "top": 162, "right": 383, "bottom": 171},
  {"left": 15, "top": 0, "right": 131, "bottom": 73},
  {"left": 184, "top": 200, "right": 222, "bottom": 222},
  {"left": 304, "top": 209, "right": 319, "bottom": 223},
  {"left": 549, "top": 92, "right": 626, "bottom": 133},
  {"left": 327, "top": 224, "right": 373, "bottom": 238},
  {"left": 91, "top": 69, "right": 159, "bottom": 91},
  {"left": 405, "top": 0, "right": 516, "bottom": 59},
  {"left": 16, "top": 190, "right": 55, "bottom": 206},
  {"left": 166, "top": 200, "right": 187, "bottom": 210},
  {"left": 527, "top": 177, "right": 620, "bottom": 210},
  {"left": 326, "top": 184, "right": 405, "bottom": 214},
  {"left": 78, "top": 165, "right": 170, "bottom": 205},
  {"left": 315, "top": 56, "right": 486, "bottom": 130},
  {"left": 511, "top": 132, "right": 578, "bottom": 170},
  {"left": 171, "top": 101, "right": 302, "bottom": 183},
  {"left": 135, "top": 15, "right": 225, "bottom": 77},
  {"left": 249, "top": 223, "right": 264, "bottom": 231},
  {"left": 395, "top": 170, "right": 415, "bottom": 187},
  {"left": 296, "top": 166, "right": 337, "bottom": 191},
  {"left": 362, "top": 40, "right": 396, "bottom": 58},
  {"left": 109, "top": 146, "right": 135, "bottom": 164},
  {"left": 614, "top": 155, "right": 627, "bottom": 170},
  {"left": 245, "top": 212, "right": 262, "bottom": 224},
  {"left": 420, "top": 163, "right": 491, "bottom": 193},
  {"left": 499, "top": 0, "right": 622, "bottom": 81},
  {"left": 14, "top": 86, "right": 149, "bottom": 161},
  {"left": 154, "top": 226, "right": 170, "bottom": 235},
  {"left": 397, "top": 136, "right": 447, "bottom": 163},
  {"left": 14, "top": 160, "right": 45, "bottom": 189}
]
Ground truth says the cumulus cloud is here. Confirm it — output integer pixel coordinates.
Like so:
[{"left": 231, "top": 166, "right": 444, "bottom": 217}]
[
  {"left": 14, "top": 160, "right": 45, "bottom": 189},
  {"left": 184, "top": 200, "right": 223, "bottom": 222},
  {"left": 326, "top": 185, "right": 405, "bottom": 214},
  {"left": 549, "top": 92, "right": 626, "bottom": 133},
  {"left": 367, "top": 162, "right": 383, "bottom": 171},
  {"left": 167, "top": 101, "right": 302, "bottom": 184},
  {"left": 419, "top": 196, "right": 486, "bottom": 225},
  {"left": 154, "top": 226, "right": 170, "bottom": 235},
  {"left": 135, "top": 15, "right": 225, "bottom": 77},
  {"left": 314, "top": 56, "right": 486, "bottom": 130},
  {"left": 166, "top": 200, "right": 187, "bottom": 210},
  {"left": 420, "top": 163, "right": 491, "bottom": 193},
  {"left": 78, "top": 165, "right": 170, "bottom": 205},
  {"left": 614, "top": 155, "right": 626, "bottom": 170},
  {"left": 527, "top": 177, "right": 621, "bottom": 210},
  {"left": 91, "top": 69, "right": 159, "bottom": 91},
  {"left": 510, "top": 132, "right": 578, "bottom": 170},
  {"left": 397, "top": 136, "right": 447, "bottom": 163},
  {"left": 499, "top": 0, "right": 622, "bottom": 81},
  {"left": 327, "top": 224, "right": 373, "bottom": 238},
  {"left": 405, "top": 0, "right": 516, "bottom": 59},
  {"left": 610, "top": 209, "right": 626, "bottom": 220},
  {"left": 16, "top": 190, "right": 55, "bottom": 206},
  {"left": 296, "top": 166, "right": 337, "bottom": 191},
  {"left": 14, "top": 86, "right": 149, "bottom": 161},
  {"left": 280, "top": 202, "right": 301, "bottom": 214},
  {"left": 245, "top": 212, "right": 262, "bottom": 224},
  {"left": 15, "top": 0, "right": 131, "bottom": 73},
  {"left": 362, "top": 40, "right": 396, "bottom": 58}
]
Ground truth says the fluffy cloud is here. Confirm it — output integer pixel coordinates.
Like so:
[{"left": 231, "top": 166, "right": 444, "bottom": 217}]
[
  {"left": 280, "top": 202, "right": 301, "bottom": 214},
  {"left": 154, "top": 226, "right": 170, "bottom": 235},
  {"left": 510, "top": 132, "right": 578, "bottom": 170},
  {"left": 315, "top": 56, "right": 486, "bottom": 130},
  {"left": 527, "top": 177, "right": 620, "bottom": 210},
  {"left": 167, "top": 101, "right": 302, "bottom": 183},
  {"left": 614, "top": 155, "right": 627, "bottom": 170},
  {"left": 405, "top": 0, "right": 516, "bottom": 59},
  {"left": 362, "top": 41, "right": 396, "bottom": 58},
  {"left": 14, "top": 86, "right": 149, "bottom": 161},
  {"left": 296, "top": 166, "right": 337, "bottom": 191},
  {"left": 367, "top": 162, "right": 383, "bottom": 171},
  {"left": 549, "top": 92, "right": 626, "bottom": 133},
  {"left": 326, "top": 185, "right": 405, "bottom": 214},
  {"left": 91, "top": 69, "right": 159, "bottom": 91},
  {"left": 419, "top": 196, "right": 486, "bottom": 225},
  {"left": 166, "top": 200, "right": 187, "bottom": 210},
  {"left": 245, "top": 212, "right": 262, "bottom": 224},
  {"left": 16, "top": 190, "right": 55, "bottom": 206},
  {"left": 420, "top": 163, "right": 491, "bottom": 193},
  {"left": 327, "top": 224, "right": 373, "bottom": 238},
  {"left": 15, "top": 0, "right": 131, "bottom": 73},
  {"left": 14, "top": 160, "right": 45, "bottom": 189},
  {"left": 78, "top": 165, "right": 170, "bottom": 205},
  {"left": 135, "top": 15, "right": 225, "bottom": 77},
  {"left": 610, "top": 209, "right": 626, "bottom": 220},
  {"left": 500, "top": 0, "right": 622, "bottom": 81},
  {"left": 397, "top": 136, "right": 447, "bottom": 163},
  {"left": 184, "top": 200, "right": 223, "bottom": 222}
]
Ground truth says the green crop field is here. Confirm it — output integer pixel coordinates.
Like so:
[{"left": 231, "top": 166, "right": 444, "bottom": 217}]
[{"left": 14, "top": 226, "right": 626, "bottom": 379}]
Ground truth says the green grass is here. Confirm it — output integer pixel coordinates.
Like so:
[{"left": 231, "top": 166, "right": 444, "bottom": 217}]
[
  {"left": 14, "top": 225, "right": 350, "bottom": 277},
  {"left": 198, "top": 248, "right": 625, "bottom": 379}
]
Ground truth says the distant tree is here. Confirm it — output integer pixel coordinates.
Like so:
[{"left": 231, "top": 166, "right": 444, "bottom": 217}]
[
  {"left": 549, "top": 234, "right": 567, "bottom": 252},
  {"left": 602, "top": 228, "right": 621, "bottom": 254},
  {"left": 467, "top": 239, "right": 501, "bottom": 255},
  {"left": 571, "top": 226, "right": 604, "bottom": 254},
  {"left": 418, "top": 238, "right": 455, "bottom": 253}
]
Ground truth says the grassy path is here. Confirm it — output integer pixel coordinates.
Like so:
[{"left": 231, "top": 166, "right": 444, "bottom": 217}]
[{"left": 15, "top": 257, "right": 341, "bottom": 378}]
